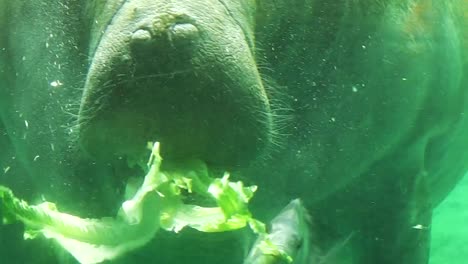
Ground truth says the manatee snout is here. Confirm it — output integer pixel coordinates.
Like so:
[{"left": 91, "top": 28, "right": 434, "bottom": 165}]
[
  {"left": 78, "top": 1, "right": 272, "bottom": 168},
  {"left": 128, "top": 14, "right": 200, "bottom": 70},
  {"left": 130, "top": 18, "right": 200, "bottom": 47}
]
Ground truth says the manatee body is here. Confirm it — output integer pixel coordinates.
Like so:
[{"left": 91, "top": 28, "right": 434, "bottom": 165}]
[{"left": 1, "top": 0, "right": 467, "bottom": 263}]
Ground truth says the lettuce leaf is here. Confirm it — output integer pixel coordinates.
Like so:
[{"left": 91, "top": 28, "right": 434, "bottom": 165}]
[{"left": 0, "top": 142, "right": 263, "bottom": 264}]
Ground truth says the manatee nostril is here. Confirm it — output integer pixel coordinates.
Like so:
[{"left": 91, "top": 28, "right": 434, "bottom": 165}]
[
  {"left": 131, "top": 29, "right": 152, "bottom": 44},
  {"left": 167, "top": 23, "right": 199, "bottom": 47}
]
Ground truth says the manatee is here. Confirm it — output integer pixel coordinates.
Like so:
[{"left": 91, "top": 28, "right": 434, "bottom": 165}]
[
  {"left": 244, "top": 199, "right": 312, "bottom": 264},
  {"left": 1, "top": 0, "right": 467, "bottom": 263}
]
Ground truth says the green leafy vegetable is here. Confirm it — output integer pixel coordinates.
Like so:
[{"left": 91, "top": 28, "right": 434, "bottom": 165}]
[{"left": 0, "top": 142, "right": 273, "bottom": 264}]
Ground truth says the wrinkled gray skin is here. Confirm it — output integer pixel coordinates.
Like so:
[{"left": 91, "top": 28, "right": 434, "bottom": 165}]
[{"left": 1, "top": 0, "right": 467, "bottom": 263}]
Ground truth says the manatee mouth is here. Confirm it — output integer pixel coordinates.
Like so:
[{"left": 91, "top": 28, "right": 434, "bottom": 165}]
[{"left": 78, "top": 68, "right": 273, "bottom": 169}]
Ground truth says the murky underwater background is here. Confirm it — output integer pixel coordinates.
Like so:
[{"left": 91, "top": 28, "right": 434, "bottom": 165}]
[
  {"left": 1, "top": 1, "right": 467, "bottom": 263},
  {"left": 430, "top": 173, "right": 468, "bottom": 264}
]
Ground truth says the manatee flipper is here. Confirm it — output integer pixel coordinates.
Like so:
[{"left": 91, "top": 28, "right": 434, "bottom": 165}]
[{"left": 244, "top": 199, "right": 312, "bottom": 264}]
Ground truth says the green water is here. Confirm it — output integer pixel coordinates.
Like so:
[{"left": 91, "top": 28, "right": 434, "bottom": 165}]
[
  {"left": 431, "top": 173, "right": 468, "bottom": 264},
  {"left": 1, "top": 1, "right": 467, "bottom": 263}
]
